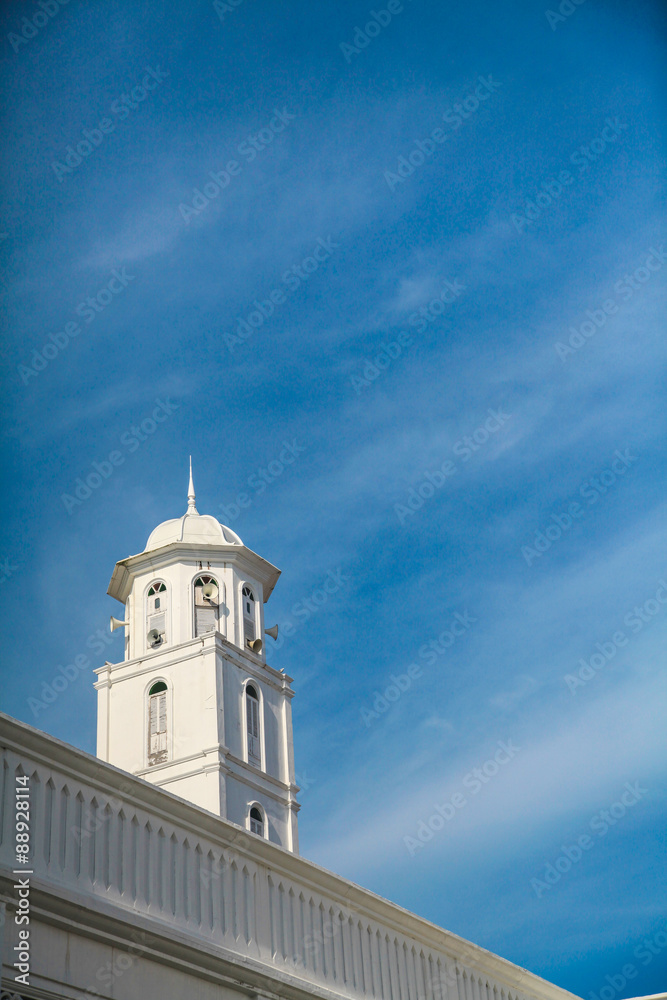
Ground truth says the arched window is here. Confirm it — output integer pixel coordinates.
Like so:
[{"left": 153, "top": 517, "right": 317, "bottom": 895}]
[
  {"left": 148, "top": 681, "right": 168, "bottom": 766},
  {"left": 242, "top": 586, "right": 256, "bottom": 648},
  {"left": 147, "top": 581, "right": 167, "bottom": 648},
  {"left": 249, "top": 805, "right": 264, "bottom": 837},
  {"left": 246, "top": 684, "right": 261, "bottom": 766},
  {"left": 193, "top": 575, "right": 219, "bottom": 637}
]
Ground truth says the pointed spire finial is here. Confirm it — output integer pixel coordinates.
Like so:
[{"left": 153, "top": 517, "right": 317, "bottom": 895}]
[{"left": 187, "top": 455, "right": 198, "bottom": 514}]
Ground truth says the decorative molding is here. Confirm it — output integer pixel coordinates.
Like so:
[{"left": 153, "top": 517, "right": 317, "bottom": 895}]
[{"left": 94, "top": 631, "right": 290, "bottom": 695}]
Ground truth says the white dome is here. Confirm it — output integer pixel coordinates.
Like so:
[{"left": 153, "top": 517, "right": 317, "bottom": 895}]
[
  {"left": 144, "top": 461, "right": 243, "bottom": 551},
  {"left": 145, "top": 511, "right": 242, "bottom": 551}
]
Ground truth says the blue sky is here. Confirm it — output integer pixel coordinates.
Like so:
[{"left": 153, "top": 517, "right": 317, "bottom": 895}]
[{"left": 1, "top": 0, "right": 666, "bottom": 995}]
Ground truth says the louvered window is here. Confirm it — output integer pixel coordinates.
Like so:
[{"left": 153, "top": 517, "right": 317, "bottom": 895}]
[
  {"left": 249, "top": 806, "right": 264, "bottom": 836},
  {"left": 246, "top": 685, "right": 261, "bottom": 765},
  {"left": 147, "top": 582, "right": 167, "bottom": 648},
  {"left": 195, "top": 605, "right": 216, "bottom": 634},
  {"left": 148, "top": 612, "right": 166, "bottom": 635},
  {"left": 242, "top": 586, "right": 256, "bottom": 647},
  {"left": 194, "top": 576, "right": 219, "bottom": 637},
  {"left": 148, "top": 681, "right": 168, "bottom": 766}
]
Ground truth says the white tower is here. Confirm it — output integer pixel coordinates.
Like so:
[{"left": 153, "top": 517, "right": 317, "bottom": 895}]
[{"left": 94, "top": 463, "right": 300, "bottom": 852}]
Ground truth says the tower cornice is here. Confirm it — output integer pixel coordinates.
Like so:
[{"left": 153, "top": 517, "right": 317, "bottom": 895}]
[
  {"left": 93, "top": 632, "right": 292, "bottom": 695},
  {"left": 107, "top": 541, "right": 281, "bottom": 604}
]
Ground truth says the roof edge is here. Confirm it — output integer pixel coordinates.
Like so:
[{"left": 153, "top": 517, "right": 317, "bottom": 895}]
[
  {"left": 107, "top": 542, "right": 281, "bottom": 603},
  {"left": 0, "top": 712, "right": 582, "bottom": 1000}
]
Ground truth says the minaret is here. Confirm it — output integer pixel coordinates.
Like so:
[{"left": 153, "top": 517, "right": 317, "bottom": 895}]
[{"left": 94, "top": 464, "right": 299, "bottom": 852}]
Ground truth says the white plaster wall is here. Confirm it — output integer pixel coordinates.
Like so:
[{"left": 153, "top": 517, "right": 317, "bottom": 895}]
[
  {"left": 2, "top": 915, "right": 254, "bottom": 1000},
  {"left": 122, "top": 560, "right": 266, "bottom": 662},
  {"left": 99, "top": 639, "right": 221, "bottom": 775},
  {"left": 96, "top": 632, "right": 294, "bottom": 845},
  {"left": 221, "top": 659, "right": 285, "bottom": 781}
]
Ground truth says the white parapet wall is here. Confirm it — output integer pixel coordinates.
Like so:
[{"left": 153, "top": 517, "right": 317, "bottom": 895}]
[{"left": 0, "top": 713, "right": 581, "bottom": 1000}]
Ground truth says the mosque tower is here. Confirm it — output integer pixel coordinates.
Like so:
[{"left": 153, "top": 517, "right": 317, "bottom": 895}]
[{"left": 94, "top": 462, "right": 299, "bottom": 851}]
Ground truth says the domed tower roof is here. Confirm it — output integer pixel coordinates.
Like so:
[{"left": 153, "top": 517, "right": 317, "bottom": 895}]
[
  {"left": 107, "top": 459, "right": 280, "bottom": 606},
  {"left": 144, "top": 458, "right": 242, "bottom": 551}
]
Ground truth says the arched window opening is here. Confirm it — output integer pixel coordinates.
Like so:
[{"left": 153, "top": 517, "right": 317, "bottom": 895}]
[
  {"left": 242, "top": 586, "right": 256, "bottom": 648},
  {"left": 249, "top": 806, "right": 264, "bottom": 837},
  {"left": 148, "top": 681, "right": 168, "bottom": 766},
  {"left": 246, "top": 684, "right": 261, "bottom": 766},
  {"left": 147, "top": 581, "right": 167, "bottom": 648},
  {"left": 194, "top": 575, "right": 219, "bottom": 637}
]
